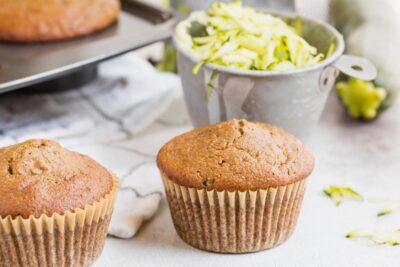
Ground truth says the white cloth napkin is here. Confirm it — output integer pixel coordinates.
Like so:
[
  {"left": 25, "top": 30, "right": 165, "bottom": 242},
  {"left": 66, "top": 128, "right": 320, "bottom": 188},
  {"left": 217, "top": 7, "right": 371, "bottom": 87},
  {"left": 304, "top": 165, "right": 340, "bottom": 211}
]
[
  {"left": 109, "top": 162, "right": 165, "bottom": 238},
  {"left": 0, "top": 52, "right": 183, "bottom": 238},
  {"left": 108, "top": 189, "right": 162, "bottom": 238},
  {"left": 0, "top": 52, "right": 181, "bottom": 147}
]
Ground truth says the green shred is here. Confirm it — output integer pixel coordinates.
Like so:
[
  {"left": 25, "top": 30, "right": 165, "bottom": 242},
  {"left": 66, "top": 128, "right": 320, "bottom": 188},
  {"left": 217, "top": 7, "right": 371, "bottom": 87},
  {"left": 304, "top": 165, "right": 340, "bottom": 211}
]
[
  {"left": 205, "top": 71, "right": 218, "bottom": 100},
  {"left": 336, "top": 78, "right": 387, "bottom": 120},
  {"left": 346, "top": 229, "right": 400, "bottom": 246},
  {"left": 294, "top": 17, "right": 303, "bottom": 37},
  {"left": 192, "top": 61, "right": 206, "bottom": 75},
  {"left": 323, "top": 185, "right": 363, "bottom": 206},
  {"left": 377, "top": 204, "right": 400, "bottom": 217},
  {"left": 176, "top": 1, "right": 325, "bottom": 73},
  {"left": 326, "top": 43, "right": 336, "bottom": 57}
]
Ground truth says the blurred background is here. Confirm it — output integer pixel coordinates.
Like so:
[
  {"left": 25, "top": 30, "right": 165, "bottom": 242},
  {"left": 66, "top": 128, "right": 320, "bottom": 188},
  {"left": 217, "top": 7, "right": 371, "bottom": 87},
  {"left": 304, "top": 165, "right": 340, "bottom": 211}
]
[{"left": 1, "top": 0, "right": 398, "bottom": 143}]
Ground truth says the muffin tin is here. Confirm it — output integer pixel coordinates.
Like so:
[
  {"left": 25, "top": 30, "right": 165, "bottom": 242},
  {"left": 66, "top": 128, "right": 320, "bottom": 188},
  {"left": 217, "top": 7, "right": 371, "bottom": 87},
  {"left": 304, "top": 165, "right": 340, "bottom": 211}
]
[{"left": 0, "top": 0, "right": 175, "bottom": 94}]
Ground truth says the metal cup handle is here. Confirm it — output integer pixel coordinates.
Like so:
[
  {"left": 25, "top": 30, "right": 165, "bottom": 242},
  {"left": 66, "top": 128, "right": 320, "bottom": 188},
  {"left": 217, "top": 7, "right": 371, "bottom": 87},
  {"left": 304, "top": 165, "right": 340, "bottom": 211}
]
[{"left": 332, "top": 54, "right": 377, "bottom": 81}]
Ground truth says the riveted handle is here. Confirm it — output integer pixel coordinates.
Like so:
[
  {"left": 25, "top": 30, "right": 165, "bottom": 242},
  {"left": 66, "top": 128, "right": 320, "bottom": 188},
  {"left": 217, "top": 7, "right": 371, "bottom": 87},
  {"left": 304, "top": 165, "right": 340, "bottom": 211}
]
[{"left": 332, "top": 54, "right": 377, "bottom": 81}]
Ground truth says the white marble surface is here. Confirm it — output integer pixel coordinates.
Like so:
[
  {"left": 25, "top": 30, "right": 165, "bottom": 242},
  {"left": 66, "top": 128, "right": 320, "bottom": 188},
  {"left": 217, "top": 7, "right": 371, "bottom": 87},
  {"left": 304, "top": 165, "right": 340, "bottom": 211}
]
[{"left": 86, "top": 95, "right": 400, "bottom": 267}]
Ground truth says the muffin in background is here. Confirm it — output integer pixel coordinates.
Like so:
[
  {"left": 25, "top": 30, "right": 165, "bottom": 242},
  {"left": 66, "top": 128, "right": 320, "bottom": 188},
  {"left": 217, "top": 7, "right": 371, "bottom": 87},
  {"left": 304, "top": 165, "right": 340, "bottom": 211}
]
[
  {"left": 157, "top": 119, "right": 314, "bottom": 253},
  {"left": 0, "top": 139, "right": 118, "bottom": 267},
  {"left": 0, "top": 0, "right": 120, "bottom": 43}
]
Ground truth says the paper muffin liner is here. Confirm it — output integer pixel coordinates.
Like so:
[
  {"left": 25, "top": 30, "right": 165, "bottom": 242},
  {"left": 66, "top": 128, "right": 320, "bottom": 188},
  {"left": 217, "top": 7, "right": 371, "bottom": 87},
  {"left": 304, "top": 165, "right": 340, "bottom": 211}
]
[
  {"left": 161, "top": 173, "right": 307, "bottom": 253},
  {"left": 0, "top": 176, "right": 119, "bottom": 267}
]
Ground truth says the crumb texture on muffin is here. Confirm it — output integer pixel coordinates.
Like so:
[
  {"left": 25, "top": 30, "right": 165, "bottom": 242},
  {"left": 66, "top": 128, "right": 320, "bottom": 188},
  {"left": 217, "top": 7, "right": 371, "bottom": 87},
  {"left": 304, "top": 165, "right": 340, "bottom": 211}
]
[
  {"left": 0, "top": 139, "right": 113, "bottom": 218},
  {"left": 157, "top": 119, "right": 314, "bottom": 191},
  {"left": 0, "top": 0, "right": 120, "bottom": 42}
]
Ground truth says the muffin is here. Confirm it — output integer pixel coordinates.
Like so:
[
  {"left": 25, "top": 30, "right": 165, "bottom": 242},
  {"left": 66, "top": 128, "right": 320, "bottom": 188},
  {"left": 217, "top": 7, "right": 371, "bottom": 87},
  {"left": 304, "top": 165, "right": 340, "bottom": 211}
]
[
  {"left": 0, "top": 0, "right": 120, "bottom": 42},
  {"left": 0, "top": 139, "right": 118, "bottom": 266},
  {"left": 157, "top": 119, "right": 314, "bottom": 253}
]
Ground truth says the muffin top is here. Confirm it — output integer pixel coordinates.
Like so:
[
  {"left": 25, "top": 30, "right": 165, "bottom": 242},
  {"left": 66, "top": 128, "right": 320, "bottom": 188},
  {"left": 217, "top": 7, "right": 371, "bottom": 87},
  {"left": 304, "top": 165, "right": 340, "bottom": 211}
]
[
  {"left": 0, "top": 0, "right": 120, "bottom": 42},
  {"left": 0, "top": 139, "right": 114, "bottom": 218},
  {"left": 157, "top": 119, "right": 314, "bottom": 191}
]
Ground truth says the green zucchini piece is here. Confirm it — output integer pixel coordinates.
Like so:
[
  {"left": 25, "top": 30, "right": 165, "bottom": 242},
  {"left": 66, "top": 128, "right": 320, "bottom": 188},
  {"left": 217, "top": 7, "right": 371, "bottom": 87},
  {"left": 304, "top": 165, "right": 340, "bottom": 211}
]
[{"left": 336, "top": 78, "right": 388, "bottom": 120}]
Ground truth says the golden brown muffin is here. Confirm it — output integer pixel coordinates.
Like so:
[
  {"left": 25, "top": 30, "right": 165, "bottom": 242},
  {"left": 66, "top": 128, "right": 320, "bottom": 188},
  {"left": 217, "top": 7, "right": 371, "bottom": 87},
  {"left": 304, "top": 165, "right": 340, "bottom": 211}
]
[
  {"left": 0, "top": 139, "right": 118, "bottom": 267},
  {"left": 0, "top": 139, "right": 113, "bottom": 218},
  {"left": 157, "top": 119, "right": 315, "bottom": 253},
  {"left": 0, "top": 0, "right": 120, "bottom": 42},
  {"left": 157, "top": 119, "right": 314, "bottom": 191}
]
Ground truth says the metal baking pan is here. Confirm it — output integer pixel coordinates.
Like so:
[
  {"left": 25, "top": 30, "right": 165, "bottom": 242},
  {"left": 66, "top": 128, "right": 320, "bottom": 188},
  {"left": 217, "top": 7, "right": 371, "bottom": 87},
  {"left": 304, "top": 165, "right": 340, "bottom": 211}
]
[{"left": 0, "top": 0, "right": 175, "bottom": 94}]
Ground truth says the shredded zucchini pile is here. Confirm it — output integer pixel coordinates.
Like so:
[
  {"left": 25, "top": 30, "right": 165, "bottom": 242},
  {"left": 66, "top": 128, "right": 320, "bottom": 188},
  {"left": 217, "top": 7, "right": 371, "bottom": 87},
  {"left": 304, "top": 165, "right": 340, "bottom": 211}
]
[{"left": 176, "top": 1, "right": 324, "bottom": 74}]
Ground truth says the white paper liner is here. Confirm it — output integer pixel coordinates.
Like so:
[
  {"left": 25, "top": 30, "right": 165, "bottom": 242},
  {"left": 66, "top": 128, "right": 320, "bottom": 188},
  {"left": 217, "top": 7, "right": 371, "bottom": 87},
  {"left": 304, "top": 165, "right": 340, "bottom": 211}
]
[
  {"left": 161, "top": 173, "right": 307, "bottom": 253},
  {"left": 0, "top": 176, "right": 119, "bottom": 267}
]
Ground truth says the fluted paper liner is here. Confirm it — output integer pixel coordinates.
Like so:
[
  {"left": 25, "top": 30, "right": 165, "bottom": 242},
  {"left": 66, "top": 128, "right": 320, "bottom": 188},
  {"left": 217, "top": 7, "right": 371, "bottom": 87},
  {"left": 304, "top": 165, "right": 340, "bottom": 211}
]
[
  {"left": 161, "top": 173, "right": 307, "bottom": 253},
  {"left": 0, "top": 176, "right": 119, "bottom": 267}
]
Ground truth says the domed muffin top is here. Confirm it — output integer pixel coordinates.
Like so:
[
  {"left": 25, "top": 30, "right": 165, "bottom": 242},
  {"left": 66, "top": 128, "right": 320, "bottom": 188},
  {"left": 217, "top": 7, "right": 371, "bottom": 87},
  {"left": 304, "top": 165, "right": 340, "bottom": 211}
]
[
  {"left": 0, "top": 139, "right": 113, "bottom": 218},
  {"left": 157, "top": 119, "right": 314, "bottom": 191}
]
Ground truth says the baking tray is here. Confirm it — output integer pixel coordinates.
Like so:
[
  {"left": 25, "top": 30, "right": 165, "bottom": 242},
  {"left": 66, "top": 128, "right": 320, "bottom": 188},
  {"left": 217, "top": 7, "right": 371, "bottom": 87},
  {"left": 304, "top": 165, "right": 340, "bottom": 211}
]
[{"left": 0, "top": 0, "right": 175, "bottom": 94}]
